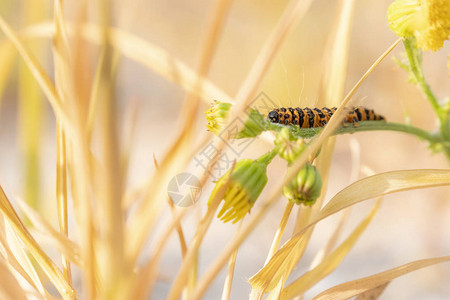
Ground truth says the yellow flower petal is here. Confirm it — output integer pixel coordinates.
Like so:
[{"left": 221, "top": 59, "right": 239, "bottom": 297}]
[{"left": 388, "top": 0, "right": 450, "bottom": 51}]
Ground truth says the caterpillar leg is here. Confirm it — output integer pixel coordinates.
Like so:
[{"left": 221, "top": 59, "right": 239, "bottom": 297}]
[{"left": 351, "top": 116, "right": 359, "bottom": 127}]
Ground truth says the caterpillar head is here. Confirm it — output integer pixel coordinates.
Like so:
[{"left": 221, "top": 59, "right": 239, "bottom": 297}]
[{"left": 268, "top": 110, "right": 280, "bottom": 123}]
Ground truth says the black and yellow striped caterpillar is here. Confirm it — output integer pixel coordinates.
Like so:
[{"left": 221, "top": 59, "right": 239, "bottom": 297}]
[{"left": 267, "top": 106, "right": 385, "bottom": 128}]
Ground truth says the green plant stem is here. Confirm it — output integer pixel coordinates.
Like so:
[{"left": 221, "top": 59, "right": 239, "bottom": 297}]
[
  {"left": 403, "top": 38, "right": 444, "bottom": 122},
  {"left": 269, "top": 121, "right": 443, "bottom": 146},
  {"left": 338, "top": 122, "right": 440, "bottom": 142}
]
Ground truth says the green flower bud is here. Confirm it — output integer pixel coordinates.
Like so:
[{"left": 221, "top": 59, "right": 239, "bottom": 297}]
[
  {"left": 274, "top": 128, "right": 306, "bottom": 164},
  {"left": 283, "top": 164, "right": 322, "bottom": 206},
  {"left": 208, "top": 151, "right": 276, "bottom": 223},
  {"left": 205, "top": 101, "right": 232, "bottom": 135}
]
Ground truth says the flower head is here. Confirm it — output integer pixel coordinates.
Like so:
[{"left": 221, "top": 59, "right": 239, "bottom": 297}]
[
  {"left": 208, "top": 152, "right": 275, "bottom": 223},
  {"left": 283, "top": 163, "right": 322, "bottom": 205},
  {"left": 387, "top": 0, "right": 450, "bottom": 51},
  {"left": 205, "top": 101, "right": 232, "bottom": 135},
  {"left": 205, "top": 101, "right": 266, "bottom": 138}
]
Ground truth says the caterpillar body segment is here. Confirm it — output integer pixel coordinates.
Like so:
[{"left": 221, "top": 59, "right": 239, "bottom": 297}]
[{"left": 267, "top": 106, "right": 384, "bottom": 128}]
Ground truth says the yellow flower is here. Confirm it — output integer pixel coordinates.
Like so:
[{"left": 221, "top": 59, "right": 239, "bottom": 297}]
[
  {"left": 208, "top": 152, "right": 276, "bottom": 223},
  {"left": 205, "top": 101, "right": 265, "bottom": 138},
  {"left": 387, "top": 0, "right": 450, "bottom": 51},
  {"left": 205, "top": 100, "right": 232, "bottom": 135}
]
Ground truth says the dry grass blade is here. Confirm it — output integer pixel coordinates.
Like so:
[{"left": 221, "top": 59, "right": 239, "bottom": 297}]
[
  {"left": 249, "top": 230, "right": 312, "bottom": 295},
  {"left": 309, "top": 207, "right": 351, "bottom": 270},
  {"left": 85, "top": 23, "right": 233, "bottom": 105},
  {"left": 167, "top": 162, "right": 234, "bottom": 300},
  {"left": 109, "top": 28, "right": 233, "bottom": 104},
  {"left": 180, "top": 0, "right": 233, "bottom": 124},
  {"left": 0, "top": 186, "right": 75, "bottom": 298},
  {"left": 18, "top": 0, "right": 45, "bottom": 213},
  {"left": 56, "top": 124, "right": 72, "bottom": 276},
  {"left": 250, "top": 207, "right": 314, "bottom": 297},
  {"left": 0, "top": 42, "right": 16, "bottom": 110},
  {"left": 15, "top": 196, "right": 81, "bottom": 266},
  {"left": 0, "top": 216, "right": 46, "bottom": 296},
  {"left": 221, "top": 245, "right": 239, "bottom": 300},
  {"left": 86, "top": 47, "right": 104, "bottom": 141},
  {"left": 94, "top": 2, "right": 129, "bottom": 297},
  {"left": 312, "top": 0, "right": 355, "bottom": 227},
  {"left": 312, "top": 256, "right": 450, "bottom": 300},
  {"left": 131, "top": 207, "right": 190, "bottom": 300},
  {"left": 0, "top": 16, "right": 71, "bottom": 135},
  {"left": 124, "top": 142, "right": 186, "bottom": 263},
  {"left": 251, "top": 208, "right": 314, "bottom": 297},
  {"left": 18, "top": 60, "right": 43, "bottom": 210},
  {"left": 153, "top": 154, "right": 188, "bottom": 258},
  {"left": 278, "top": 200, "right": 381, "bottom": 299},
  {"left": 309, "top": 142, "right": 362, "bottom": 269},
  {"left": 264, "top": 202, "right": 294, "bottom": 265},
  {"left": 318, "top": 0, "right": 355, "bottom": 107},
  {"left": 0, "top": 258, "right": 27, "bottom": 300},
  {"left": 20, "top": 21, "right": 233, "bottom": 104},
  {"left": 53, "top": 0, "right": 75, "bottom": 287},
  {"left": 129, "top": 0, "right": 233, "bottom": 269}
]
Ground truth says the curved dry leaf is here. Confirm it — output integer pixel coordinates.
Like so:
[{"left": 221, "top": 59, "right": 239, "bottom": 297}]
[
  {"left": 318, "top": 169, "right": 450, "bottom": 220},
  {"left": 312, "top": 256, "right": 450, "bottom": 300},
  {"left": 355, "top": 282, "right": 389, "bottom": 300},
  {"left": 303, "top": 169, "right": 449, "bottom": 240},
  {"left": 278, "top": 200, "right": 380, "bottom": 299},
  {"left": 250, "top": 169, "right": 450, "bottom": 296},
  {"left": 249, "top": 232, "right": 311, "bottom": 294}
]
